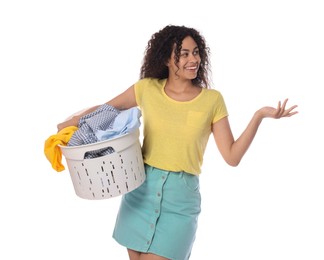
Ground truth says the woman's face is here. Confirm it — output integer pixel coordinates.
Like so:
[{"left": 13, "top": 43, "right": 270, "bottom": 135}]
[{"left": 167, "top": 36, "right": 201, "bottom": 80}]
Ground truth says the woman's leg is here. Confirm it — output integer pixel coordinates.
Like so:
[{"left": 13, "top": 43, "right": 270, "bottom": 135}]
[
  {"left": 140, "top": 253, "right": 169, "bottom": 260},
  {"left": 127, "top": 249, "right": 169, "bottom": 260},
  {"left": 128, "top": 249, "right": 140, "bottom": 260}
]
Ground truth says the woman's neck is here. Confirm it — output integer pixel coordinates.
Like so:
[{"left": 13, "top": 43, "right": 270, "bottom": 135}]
[
  {"left": 164, "top": 79, "right": 202, "bottom": 102},
  {"left": 165, "top": 78, "right": 193, "bottom": 93}
]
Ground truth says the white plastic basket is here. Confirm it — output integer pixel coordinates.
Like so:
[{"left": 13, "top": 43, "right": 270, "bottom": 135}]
[{"left": 60, "top": 129, "right": 145, "bottom": 200}]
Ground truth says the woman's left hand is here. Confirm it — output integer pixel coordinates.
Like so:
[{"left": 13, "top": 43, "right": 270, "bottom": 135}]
[{"left": 258, "top": 98, "right": 298, "bottom": 119}]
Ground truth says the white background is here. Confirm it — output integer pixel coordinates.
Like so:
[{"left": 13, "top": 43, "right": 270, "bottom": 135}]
[{"left": 1, "top": 0, "right": 323, "bottom": 259}]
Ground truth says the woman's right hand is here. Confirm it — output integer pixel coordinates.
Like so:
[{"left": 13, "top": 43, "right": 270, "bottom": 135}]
[
  {"left": 57, "top": 116, "right": 80, "bottom": 132},
  {"left": 56, "top": 106, "right": 94, "bottom": 132}
]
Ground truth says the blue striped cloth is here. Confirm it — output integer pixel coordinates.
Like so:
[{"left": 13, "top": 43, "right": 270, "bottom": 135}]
[{"left": 68, "top": 104, "right": 119, "bottom": 158}]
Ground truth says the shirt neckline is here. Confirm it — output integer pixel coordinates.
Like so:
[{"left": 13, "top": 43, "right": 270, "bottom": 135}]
[{"left": 161, "top": 79, "right": 204, "bottom": 104}]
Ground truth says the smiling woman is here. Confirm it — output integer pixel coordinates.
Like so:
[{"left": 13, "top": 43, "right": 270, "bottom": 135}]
[
  {"left": 57, "top": 25, "right": 298, "bottom": 260},
  {"left": 167, "top": 37, "right": 201, "bottom": 80}
]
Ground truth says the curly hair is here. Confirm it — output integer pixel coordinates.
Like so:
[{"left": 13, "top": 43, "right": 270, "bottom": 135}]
[{"left": 140, "top": 25, "right": 211, "bottom": 88}]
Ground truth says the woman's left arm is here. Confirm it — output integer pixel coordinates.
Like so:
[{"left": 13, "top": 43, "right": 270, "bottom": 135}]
[{"left": 212, "top": 98, "right": 298, "bottom": 167}]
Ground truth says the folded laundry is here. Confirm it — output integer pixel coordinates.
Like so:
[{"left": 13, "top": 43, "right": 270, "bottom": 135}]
[
  {"left": 96, "top": 107, "right": 141, "bottom": 141},
  {"left": 68, "top": 104, "right": 120, "bottom": 147},
  {"left": 68, "top": 104, "right": 141, "bottom": 159}
]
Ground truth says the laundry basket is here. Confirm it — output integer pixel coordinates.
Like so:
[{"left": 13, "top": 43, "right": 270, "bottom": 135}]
[{"left": 60, "top": 128, "right": 145, "bottom": 200}]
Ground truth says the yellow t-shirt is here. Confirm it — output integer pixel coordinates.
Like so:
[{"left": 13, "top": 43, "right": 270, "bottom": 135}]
[{"left": 135, "top": 78, "right": 228, "bottom": 175}]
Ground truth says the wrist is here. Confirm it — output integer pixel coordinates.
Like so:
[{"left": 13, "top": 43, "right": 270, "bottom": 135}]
[
  {"left": 71, "top": 115, "right": 80, "bottom": 126},
  {"left": 254, "top": 109, "right": 264, "bottom": 123}
]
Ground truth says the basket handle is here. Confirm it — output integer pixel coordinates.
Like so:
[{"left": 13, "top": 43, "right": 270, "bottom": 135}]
[{"left": 60, "top": 129, "right": 140, "bottom": 160}]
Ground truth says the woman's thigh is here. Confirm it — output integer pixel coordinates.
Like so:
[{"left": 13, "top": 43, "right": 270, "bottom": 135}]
[{"left": 128, "top": 249, "right": 170, "bottom": 260}]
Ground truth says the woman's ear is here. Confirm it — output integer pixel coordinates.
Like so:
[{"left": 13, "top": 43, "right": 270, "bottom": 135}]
[{"left": 165, "top": 58, "right": 170, "bottom": 67}]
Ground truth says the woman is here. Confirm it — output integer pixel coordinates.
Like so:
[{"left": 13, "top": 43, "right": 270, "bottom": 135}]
[{"left": 57, "top": 25, "right": 298, "bottom": 260}]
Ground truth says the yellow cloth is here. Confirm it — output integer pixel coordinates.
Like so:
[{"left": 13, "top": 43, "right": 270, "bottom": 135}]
[
  {"left": 135, "top": 78, "right": 228, "bottom": 175},
  {"left": 44, "top": 126, "right": 78, "bottom": 172}
]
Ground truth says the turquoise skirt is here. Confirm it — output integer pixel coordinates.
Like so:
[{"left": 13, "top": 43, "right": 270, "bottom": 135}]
[{"left": 113, "top": 164, "right": 201, "bottom": 260}]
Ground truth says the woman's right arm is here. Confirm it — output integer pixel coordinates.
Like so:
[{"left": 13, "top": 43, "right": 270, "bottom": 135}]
[{"left": 57, "top": 85, "right": 137, "bottom": 132}]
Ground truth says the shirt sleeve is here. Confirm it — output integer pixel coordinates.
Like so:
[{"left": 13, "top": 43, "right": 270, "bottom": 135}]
[
  {"left": 134, "top": 78, "right": 149, "bottom": 107},
  {"left": 212, "top": 91, "right": 229, "bottom": 124}
]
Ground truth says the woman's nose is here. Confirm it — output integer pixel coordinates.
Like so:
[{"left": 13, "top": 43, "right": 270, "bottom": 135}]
[{"left": 188, "top": 54, "right": 197, "bottom": 62}]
